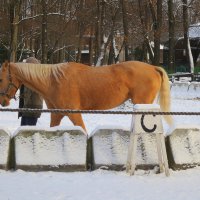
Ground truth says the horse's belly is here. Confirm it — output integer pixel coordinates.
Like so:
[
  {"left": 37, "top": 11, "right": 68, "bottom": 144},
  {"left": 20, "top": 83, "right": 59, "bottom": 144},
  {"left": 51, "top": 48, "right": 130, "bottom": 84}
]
[{"left": 82, "top": 91, "right": 129, "bottom": 110}]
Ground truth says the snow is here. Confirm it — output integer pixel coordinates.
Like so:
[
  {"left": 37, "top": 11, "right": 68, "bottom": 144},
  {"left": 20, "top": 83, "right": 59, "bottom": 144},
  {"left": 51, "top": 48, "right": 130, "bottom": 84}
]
[
  {"left": 1, "top": 84, "right": 200, "bottom": 199},
  {"left": 134, "top": 104, "right": 160, "bottom": 109},
  {"left": 0, "top": 168, "right": 199, "bottom": 200}
]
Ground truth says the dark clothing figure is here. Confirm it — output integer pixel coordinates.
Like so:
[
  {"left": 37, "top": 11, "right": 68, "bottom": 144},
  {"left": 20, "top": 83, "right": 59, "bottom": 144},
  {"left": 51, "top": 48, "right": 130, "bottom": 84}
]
[
  {"left": 21, "top": 116, "right": 38, "bottom": 126},
  {"left": 18, "top": 57, "right": 43, "bottom": 126}
]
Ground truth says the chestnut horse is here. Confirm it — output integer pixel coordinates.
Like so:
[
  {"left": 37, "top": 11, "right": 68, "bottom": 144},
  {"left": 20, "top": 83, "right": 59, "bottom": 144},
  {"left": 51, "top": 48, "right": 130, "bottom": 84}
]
[{"left": 0, "top": 61, "right": 172, "bottom": 134}]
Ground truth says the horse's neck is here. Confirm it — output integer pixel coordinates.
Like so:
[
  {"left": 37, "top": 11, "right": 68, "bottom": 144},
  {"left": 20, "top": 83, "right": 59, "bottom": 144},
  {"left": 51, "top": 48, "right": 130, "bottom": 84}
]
[
  {"left": 13, "top": 66, "right": 49, "bottom": 97},
  {"left": 21, "top": 79, "right": 47, "bottom": 97}
]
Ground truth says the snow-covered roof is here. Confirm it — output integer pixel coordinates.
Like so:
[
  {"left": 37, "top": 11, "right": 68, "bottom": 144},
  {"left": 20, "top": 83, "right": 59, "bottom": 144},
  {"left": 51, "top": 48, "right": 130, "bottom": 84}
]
[{"left": 75, "top": 50, "right": 89, "bottom": 54}]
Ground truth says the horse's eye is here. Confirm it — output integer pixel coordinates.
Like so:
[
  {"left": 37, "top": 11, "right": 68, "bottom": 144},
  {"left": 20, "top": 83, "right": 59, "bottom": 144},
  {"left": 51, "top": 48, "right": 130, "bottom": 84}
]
[{"left": 0, "top": 79, "right": 2, "bottom": 83}]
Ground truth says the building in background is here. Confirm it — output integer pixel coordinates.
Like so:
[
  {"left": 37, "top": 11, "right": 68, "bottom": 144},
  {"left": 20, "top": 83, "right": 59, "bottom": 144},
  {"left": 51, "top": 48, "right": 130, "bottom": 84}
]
[{"left": 163, "top": 23, "right": 200, "bottom": 72}]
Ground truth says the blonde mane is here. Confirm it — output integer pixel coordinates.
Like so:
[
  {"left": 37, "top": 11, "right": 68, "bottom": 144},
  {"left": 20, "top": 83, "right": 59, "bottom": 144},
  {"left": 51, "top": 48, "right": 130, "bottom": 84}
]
[{"left": 15, "top": 63, "right": 66, "bottom": 85}]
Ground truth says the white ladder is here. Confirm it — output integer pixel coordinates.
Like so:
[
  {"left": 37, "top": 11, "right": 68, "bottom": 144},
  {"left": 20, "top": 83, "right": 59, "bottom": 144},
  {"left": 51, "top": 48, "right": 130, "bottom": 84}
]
[{"left": 126, "top": 104, "right": 170, "bottom": 176}]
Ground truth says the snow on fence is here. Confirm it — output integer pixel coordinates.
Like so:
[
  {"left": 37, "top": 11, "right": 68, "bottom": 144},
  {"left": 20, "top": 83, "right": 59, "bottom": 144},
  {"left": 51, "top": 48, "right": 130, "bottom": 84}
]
[{"left": 188, "top": 82, "right": 200, "bottom": 98}]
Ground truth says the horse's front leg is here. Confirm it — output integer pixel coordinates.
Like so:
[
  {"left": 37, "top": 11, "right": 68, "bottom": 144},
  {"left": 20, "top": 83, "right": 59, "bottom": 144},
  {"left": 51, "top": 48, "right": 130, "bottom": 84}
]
[
  {"left": 50, "top": 113, "right": 64, "bottom": 127},
  {"left": 45, "top": 99, "right": 64, "bottom": 127},
  {"left": 67, "top": 113, "right": 87, "bottom": 135}
]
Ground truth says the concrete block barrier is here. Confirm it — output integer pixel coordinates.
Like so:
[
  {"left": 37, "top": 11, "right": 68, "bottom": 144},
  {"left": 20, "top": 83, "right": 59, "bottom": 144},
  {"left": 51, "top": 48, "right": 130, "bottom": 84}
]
[
  {"left": 167, "top": 125, "right": 200, "bottom": 170},
  {"left": 171, "top": 82, "right": 190, "bottom": 99},
  {"left": 13, "top": 127, "right": 87, "bottom": 171},
  {"left": 188, "top": 82, "right": 200, "bottom": 98},
  {"left": 0, "top": 128, "right": 10, "bottom": 170},
  {"left": 90, "top": 127, "right": 129, "bottom": 170},
  {"left": 90, "top": 126, "right": 160, "bottom": 171}
]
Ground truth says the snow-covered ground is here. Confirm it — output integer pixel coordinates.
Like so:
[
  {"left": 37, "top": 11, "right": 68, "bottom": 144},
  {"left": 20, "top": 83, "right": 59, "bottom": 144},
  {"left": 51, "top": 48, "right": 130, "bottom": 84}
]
[{"left": 0, "top": 84, "right": 200, "bottom": 200}]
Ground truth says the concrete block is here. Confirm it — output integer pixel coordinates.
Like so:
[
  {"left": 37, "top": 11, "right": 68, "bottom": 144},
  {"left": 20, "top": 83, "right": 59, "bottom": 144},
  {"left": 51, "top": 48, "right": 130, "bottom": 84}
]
[
  {"left": 91, "top": 126, "right": 159, "bottom": 170},
  {"left": 171, "top": 82, "right": 190, "bottom": 99},
  {"left": 0, "top": 128, "right": 10, "bottom": 170},
  {"left": 167, "top": 125, "right": 200, "bottom": 170},
  {"left": 188, "top": 82, "right": 200, "bottom": 99},
  {"left": 13, "top": 127, "right": 87, "bottom": 171}
]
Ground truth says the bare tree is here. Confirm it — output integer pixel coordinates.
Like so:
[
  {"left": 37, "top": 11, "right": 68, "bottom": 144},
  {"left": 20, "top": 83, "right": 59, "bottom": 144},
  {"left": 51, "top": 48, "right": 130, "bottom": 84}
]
[
  {"left": 168, "top": 0, "right": 175, "bottom": 71},
  {"left": 120, "top": 0, "right": 129, "bottom": 61},
  {"left": 9, "top": 0, "right": 22, "bottom": 62},
  {"left": 95, "top": 0, "right": 105, "bottom": 65},
  {"left": 148, "top": 0, "right": 163, "bottom": 66},
  {"left": 40, "top": 0, "right": 48, "bottom": 63},
  {"left": 182, "top": 0, "right": 194, "bottom": 72},
  {"left": 1, "top": 0, "right": 200, "bottom": 67},
  {"left": 138, "top": 0, "right": 154, "bottom": 63}
]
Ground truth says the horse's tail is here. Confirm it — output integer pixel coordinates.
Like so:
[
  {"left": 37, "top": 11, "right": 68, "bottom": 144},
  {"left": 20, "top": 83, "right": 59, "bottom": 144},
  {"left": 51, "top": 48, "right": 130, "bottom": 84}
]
[{"left": 156, "top": 67, "right": 173, "bottom": 125}]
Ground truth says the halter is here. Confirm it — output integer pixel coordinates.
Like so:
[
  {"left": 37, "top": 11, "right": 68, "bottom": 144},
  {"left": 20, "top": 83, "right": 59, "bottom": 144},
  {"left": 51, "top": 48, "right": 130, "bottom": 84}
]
[{"left": 0, "top": 63, "right": 19, "bottom": 100}]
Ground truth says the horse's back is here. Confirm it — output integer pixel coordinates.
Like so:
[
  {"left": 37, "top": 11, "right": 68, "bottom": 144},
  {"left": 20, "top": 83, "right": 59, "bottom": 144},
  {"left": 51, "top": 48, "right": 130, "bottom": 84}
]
[
  {"left": 64, "top": 61, "right": 161, "bottom": 91},
  {"left": 65, "top": 61, "right": 158, "bottom": 75},
  {"left": 64, "top": 62, "right": 92, "bottom": 71},
  {"left": 61, "top": 61, "right": 162, "bottom": 109},
  {"left": 100, "top": 61, "right": 162, "bottom": 86},
  {"left": 107, "top": 61, "right": 163, "bottom": 104}
]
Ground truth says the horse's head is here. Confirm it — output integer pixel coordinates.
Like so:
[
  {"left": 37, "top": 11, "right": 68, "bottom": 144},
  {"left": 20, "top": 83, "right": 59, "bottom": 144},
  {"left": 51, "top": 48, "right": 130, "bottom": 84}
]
[{"left": 0, "top": 61, "right": 20, "bottom": 107}]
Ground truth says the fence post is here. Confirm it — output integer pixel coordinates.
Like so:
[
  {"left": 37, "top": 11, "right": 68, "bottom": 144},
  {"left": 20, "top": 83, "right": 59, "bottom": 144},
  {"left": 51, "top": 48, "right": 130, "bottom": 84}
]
[{"left": 126, "top": 104, "right": 170, "bottom": 176}]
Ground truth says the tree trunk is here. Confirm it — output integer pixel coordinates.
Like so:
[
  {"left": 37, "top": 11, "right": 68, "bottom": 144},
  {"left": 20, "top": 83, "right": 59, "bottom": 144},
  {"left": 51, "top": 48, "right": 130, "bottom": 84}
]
[
  {"left": 182, "top": 0, "right": 194, "bottom": 73},
  {"left": 120, "top": 0, "right": 129, "bottom": 61},
  {"left": 41, "top": 0, "right": 48, "bottom": 64},
  {"left": 9, "top": 0, "right": 22, "bottom": 62},
  {"left": 168, "top": 0, "right": 175, "bottom": 72},
  {"left": 95, "top": 0, "right": 104, "bottom": 65},
  {"left": 95, "top": 33, "right": 112, "bottom": 66},
  {"left": 108, "top": 38, "right": 114, "bottom": 65},
  {"left": 76, "top": 0, "right": 84, "bottom": 63},
  {"left": 156, "top": 0, "right": 162, "bottom": 66},
  {"left": 89, "top": 27, "right": 94, "bottom": 66},
  {"left": 138, "top": 0, "right": 154, "bottom": 63},
  {"left": 76, "top": 23, "right": 84, "bottom": 63},
  {"left": 148, "top": 0, "right": 163, "bottom": 66}
]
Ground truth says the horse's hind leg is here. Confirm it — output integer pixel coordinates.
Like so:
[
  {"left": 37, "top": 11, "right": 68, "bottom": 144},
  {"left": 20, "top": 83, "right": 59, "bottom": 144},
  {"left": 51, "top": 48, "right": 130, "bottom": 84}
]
[
  {"left": 67, "top": 113, "right": 87, "bottom": 135},
  {"left": 50, "top": 113, "right": 64, "bottom": 127}
]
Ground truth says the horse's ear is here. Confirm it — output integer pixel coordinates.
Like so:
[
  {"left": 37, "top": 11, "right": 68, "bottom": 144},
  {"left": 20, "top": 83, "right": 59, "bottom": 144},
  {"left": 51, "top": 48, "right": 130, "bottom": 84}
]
[{"left": 2, "top": 60, "right": 9, "bottom": 71}]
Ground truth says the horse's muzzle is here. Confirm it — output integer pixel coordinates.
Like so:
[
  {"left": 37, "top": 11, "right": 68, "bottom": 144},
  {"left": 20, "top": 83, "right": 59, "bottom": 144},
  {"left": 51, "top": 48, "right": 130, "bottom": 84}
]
[{"left": 1, "top": 99, "right": 9, "bottom": 107}]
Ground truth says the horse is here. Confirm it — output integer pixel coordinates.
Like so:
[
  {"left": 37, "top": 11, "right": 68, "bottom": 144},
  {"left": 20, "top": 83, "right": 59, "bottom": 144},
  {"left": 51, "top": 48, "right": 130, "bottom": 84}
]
[{"left": 0, "top": 61, "right": 172, "bottom": 134}]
